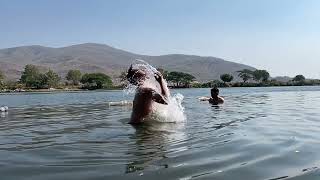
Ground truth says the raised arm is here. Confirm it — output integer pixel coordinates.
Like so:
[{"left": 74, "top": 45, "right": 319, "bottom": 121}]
[{"left": 155, "top": 71, "right": 170, "bottom": 98}]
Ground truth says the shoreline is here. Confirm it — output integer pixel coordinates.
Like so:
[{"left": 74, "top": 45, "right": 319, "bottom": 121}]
[
  {"left": 0, "top": 88, "right": 123, "bottom": 94},
  {"left": 1, "top": 84, "right": 320, "bottom": 95}
]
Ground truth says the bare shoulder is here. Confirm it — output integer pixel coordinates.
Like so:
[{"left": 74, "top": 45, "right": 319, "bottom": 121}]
[{"left": 218, "top": 96, "right": 225, "bottom": 103}]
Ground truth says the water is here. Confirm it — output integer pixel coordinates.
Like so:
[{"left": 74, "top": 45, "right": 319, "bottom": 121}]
[{"left": 1, "top": 86, "right": 320, "bottom": 179}]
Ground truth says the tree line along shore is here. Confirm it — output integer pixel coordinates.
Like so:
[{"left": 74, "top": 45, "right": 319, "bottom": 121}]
[{"left": 0, "top": 65, "right": 319, "bottom": 92}]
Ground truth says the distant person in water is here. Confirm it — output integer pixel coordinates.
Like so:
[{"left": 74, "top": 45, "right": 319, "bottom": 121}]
[{"left": 199, "top": 87, "right": 224, "bottom": 105}]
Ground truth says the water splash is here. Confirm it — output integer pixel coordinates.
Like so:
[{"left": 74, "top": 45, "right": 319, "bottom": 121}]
[
  {"left": 151, "top": 93, "right": 186, "bottom": 123},
  {"left": 123, "top": 83, "right": 138, "bottom": 95},
  {"left": 134, "top": 59, "right": 158, "bottom": 74},
  {"left": 123, "top": 59, "right": 154, "bottom": 95},
  {"left": 123, "top": 59, "right": 186, "bottom": 123},
  {"left": 123, "top": 59, "right": 159, "bottom": 94}
]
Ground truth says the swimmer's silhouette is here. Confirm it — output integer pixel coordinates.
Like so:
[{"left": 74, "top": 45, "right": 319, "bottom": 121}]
[{"left": 199, "top": 87, "right": 224, "bottom": 105}]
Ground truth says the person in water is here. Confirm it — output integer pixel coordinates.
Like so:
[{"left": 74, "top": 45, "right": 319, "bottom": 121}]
[
  {"left": 199, "top": 87, "right": 224, "bottom": 105},
  {"left": 127, "top": 65, "right": 170, "bottom": 124}
]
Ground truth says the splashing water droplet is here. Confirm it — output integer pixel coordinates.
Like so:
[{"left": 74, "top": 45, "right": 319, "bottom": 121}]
[{"left": 123, "top": 83, "right": 138, "bottom": 95}]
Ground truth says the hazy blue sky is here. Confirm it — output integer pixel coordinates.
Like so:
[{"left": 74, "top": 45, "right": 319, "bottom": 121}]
[{"left": 1, "top": 0, "right": 320, "bottom": 78}]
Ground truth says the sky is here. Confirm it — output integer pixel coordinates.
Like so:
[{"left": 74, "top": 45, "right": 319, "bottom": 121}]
[{"left": 1, "top": 0, "right": 320, "bottom": 78}]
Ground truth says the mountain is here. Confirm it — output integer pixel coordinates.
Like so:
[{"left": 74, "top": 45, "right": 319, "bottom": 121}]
[{"left": 0, "top": 43, "right": 255, "bottom": 82}]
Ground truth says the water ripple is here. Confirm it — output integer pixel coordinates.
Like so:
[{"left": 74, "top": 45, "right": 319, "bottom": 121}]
[{"left": 1, "top": 87, "right": 320, "bottom": 179}]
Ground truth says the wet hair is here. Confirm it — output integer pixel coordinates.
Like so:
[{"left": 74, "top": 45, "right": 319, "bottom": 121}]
[
  {"left": 126, "top": 65, "right": 135, "bottom": 83},
  {"left": 126, "top": 65, "right": 145, "bottom": 85},
  {"left": 211, "top": 87, "right": 219, "bottom": 95},
  {"left": 127, "top": 65, "right": 138, "bottom": 85}
]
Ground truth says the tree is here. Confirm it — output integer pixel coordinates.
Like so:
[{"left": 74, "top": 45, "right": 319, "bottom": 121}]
[
  {"left": 66, "top": 70, "right": 82, "bottom": 85},
  {"left": 201, "top": 80, "right": 224, "bottom": 88},
  {"left": 180, "top": 73, "right": 196, "bottom": 87},
  {"left": 20, "top": 64, "right": 42, "bottom": 88},
  {"left": 260, "top": 70, "right": 270, "bottom": 82},
  {"left": 220, "top": 74, "right": 234, "bottom": 83},
  {"left": 253, "top": 70, "right": 270, "bottom": 82},
  {"left": 38, "top": 73, "right": 48, "bottom": 88},
  {"left": 237, "top": 69, "right": 253, "bottom": 83},
  {"left": 166, "top": 71, "right": 180, "bottom": 87},
  {"left": 45, "top": 69, "right": 60, "bottom": 88},
  {"left": 81, "top": 73, "right": 113, "bottom": 90},
  {"left": 20, "top": 65, "right": 61, "bottom": 89},
  {"left": 292, "top": 75, "right": 305, "bottom": 82},
  {"left": 166, "top": 71, "right": 196, "bottom": 87},
  {"left": 252, "top": 70, "right": 261, "bottom": 82}
]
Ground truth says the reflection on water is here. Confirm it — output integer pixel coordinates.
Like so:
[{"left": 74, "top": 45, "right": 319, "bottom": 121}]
[
  {"left": 126, "top": 122, "right": 187, "bottom": 174},
  {"left": 1, "top": 87, "right": 320, "bottom": 179}
]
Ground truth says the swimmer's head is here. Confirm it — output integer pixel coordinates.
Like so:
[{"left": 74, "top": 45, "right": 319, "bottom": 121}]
[
  {"left": 211, "top": 87, "right": 219, "bottom": 97},
  {"left": 127, "top": 65, "right": 147, "bottom": 85}
]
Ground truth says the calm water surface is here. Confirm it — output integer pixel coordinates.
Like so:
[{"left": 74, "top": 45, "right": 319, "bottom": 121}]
[{"left": 1, "top": 87, "right": 320, "bottom": 180}]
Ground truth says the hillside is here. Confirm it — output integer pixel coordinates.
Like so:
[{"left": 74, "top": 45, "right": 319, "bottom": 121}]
[{"left": 0, "top": 43, "right": 255, "bottom": 82}]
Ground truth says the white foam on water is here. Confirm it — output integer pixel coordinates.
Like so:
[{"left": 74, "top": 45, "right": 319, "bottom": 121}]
[
  {"left": 150, "top": 93, "right": 186, "bottom": 123},
  {"left": 123, "top": 60, "right": 186, "bottom": 123}
]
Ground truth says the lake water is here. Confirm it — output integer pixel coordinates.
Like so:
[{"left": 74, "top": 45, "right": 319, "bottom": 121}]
[{"left": 1, "top": 87, "right": 320, "bottom": 180}]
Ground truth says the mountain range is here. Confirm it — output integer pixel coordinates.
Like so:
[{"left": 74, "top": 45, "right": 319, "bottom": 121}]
[{"left": 0, "top": 43, "right": 256, "bottom": 82}]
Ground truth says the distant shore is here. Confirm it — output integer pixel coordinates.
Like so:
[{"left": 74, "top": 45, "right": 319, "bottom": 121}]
[
  {"left": 0, "top": 88, "right": 83, "bottom": 94},
  {"left": 2, "top": 83, "right": 320, "bottom": 95},
  {"left": 0, "top": 87, "right": 127, "bottom": 94}
]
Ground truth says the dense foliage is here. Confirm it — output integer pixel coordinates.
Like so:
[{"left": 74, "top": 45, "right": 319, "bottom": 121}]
[
  {"left": 20, "top": 64, "right": 43, "bottom": 88},
  {"left": 236, "top": 69, "right": 270, "bottom": 83},
  {"left": 292, "top": 75, "right": 306, "bottom": 82},
  {"left": 19, "top": 65, "right": 61, "bottom": 89},
  {"left": 81, "top": 73, "right": 113, "bottom": 90},
  {"left": 166, "top": 71, "right": 196, "bottom": 88},
  {"left": 253, "top": 70, "right": 270, "bottom": 82},
  {"left": 66, "top": 70, "right": 82, "bottom": 85},
  {"left": 237, "top": 69, "right": 253, "bottom": 82},
  {"left": 220, "top": 74, "right": 234, "bottom": 83},
  {"left": 45, "top": 70, "right": 61, "bottom": 88},
  {"left": 0, "top": 65, "right": 114, "bottom": 91}
]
